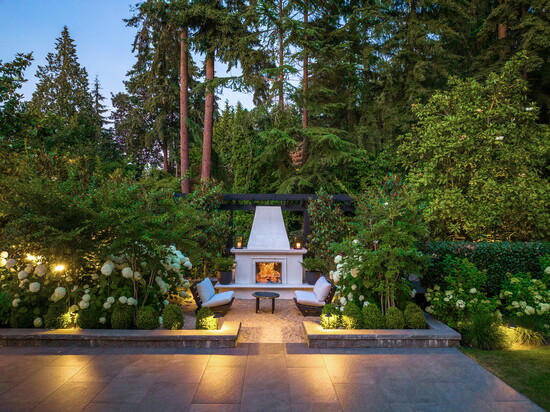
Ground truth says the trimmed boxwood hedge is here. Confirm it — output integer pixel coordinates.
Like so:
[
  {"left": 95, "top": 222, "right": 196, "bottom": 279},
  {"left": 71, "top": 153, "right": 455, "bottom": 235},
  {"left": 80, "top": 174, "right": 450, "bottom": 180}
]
[{"left": 419, "top": 241, "right": 550, "bottom": 295}]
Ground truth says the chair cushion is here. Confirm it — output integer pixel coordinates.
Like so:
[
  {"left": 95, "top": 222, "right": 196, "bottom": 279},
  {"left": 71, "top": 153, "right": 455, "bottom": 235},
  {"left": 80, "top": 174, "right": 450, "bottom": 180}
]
[
  {"left": 196, "top": 278, "right": 216, "bottom": 303},
  {"left": 295, "top": 290, "right": 325, "bottom": 307},
  {"left": 202, "top": 291, "right": 235, "bottom": 308},
  {"left": 313, "top": 276, "right": 332, "bottom": 302}
]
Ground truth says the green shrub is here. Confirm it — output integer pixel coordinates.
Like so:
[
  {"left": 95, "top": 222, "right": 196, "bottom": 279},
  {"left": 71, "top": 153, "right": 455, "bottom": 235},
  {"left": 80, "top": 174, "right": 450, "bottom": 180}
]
[
  {"left": 463, "top": 312, "right": 508, "bottom": 350},
  {"left": 342, "top": 303, "right": 363, "bottom": 329},
  {"left": 362, "top": 304, "right": 386, "bottom": 329},
  {"left": 9, "top": 308, "right": 34, "bottom": 328},
  {"left": 44, "top": 301, "right": 70, "bottom": 329},
  {"left": 404, "top": 303, "right": 426, "bottom": 329},
  {"left": 77, "top": 306, "right": 103, "bottom": 329},
  {"left": 163, "top": 304, "right": 184, "bottom": 330},
  {"left": 195, "top": 307, "right": 217, "bottom": 330},
  {"left": 511, "top": 326, "right": 545, "bottom": 347},
  {"left": 320, "top": 304, "right": 341, "bottom": 329},
  {"left": 136, "top": 306, "right": 159, "bottom": 330},
  {"left": 385, "top": 307, "right": 405, "bottom": 329},
  {"left": 111, "top": 303, "right": 134, "bottom": 329},
  {"left": 0, "top": 292, "right": 11, "bottom": 326},
  {"left": 419, "top": 241, "right": 550, "bottom": 294}
]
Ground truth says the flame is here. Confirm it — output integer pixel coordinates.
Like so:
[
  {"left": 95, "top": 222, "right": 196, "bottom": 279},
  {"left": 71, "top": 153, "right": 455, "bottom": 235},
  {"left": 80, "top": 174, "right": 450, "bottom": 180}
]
[{"left": 256, "top": 262, "right": 281, "bottom": 284}]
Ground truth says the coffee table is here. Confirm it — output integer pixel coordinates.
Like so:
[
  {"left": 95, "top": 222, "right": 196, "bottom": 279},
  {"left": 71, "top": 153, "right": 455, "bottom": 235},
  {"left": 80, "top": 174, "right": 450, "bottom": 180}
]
[{"left": 252, "top": 291, "right": 280, "bottom": 314}]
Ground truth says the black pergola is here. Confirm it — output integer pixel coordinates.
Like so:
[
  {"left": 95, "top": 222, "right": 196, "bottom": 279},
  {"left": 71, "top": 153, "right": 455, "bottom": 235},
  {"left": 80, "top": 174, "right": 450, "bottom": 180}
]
[{"left": 176, "top": 193, "right": 355, "bottom": 246}]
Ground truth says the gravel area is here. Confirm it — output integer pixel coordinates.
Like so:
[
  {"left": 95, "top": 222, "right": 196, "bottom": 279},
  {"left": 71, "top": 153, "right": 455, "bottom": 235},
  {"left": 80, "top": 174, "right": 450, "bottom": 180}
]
[{"left": 181, "top": 298, "right": 318, "bottom": 343}]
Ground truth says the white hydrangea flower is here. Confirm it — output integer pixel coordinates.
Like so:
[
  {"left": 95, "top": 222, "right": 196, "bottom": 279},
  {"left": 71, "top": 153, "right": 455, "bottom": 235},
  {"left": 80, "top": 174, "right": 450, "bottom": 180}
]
[
  {"left": 470, "top": 288, "right": 477, "bottom": 294},
  {"left": 66, "top": 276, "right": 73, "bottom": 282},
  {"left": 163, "top": 300, "right": 169, "bottom": 306},
  {"left": 107, "top": 296, "right": 115, "bottom": 304},
  {"left": 84, "top": 288, "right": 90, "bottom": 294},
  {"left": 524, "top": 306, "right": 535, "bottom": 315},
  {"left": 12, "top": 298, "right": 20, "bottom": 307},
  {"left": 99, "top": 317, "right": 107, "bottom": 324},
  {"left": 133, "top": 271, "right": 142, "bottom": 280},
  {"left": 24, "top": 265, "right": 33, "bottom": 274},
  {"left": 72, "top": 285, "right": 78, "bottom": 292},
  {"left": 127, "top": 297, "right": 137, "bottom": 306},
  {"left": 0, "top": 251, "right": 8, "bottom": 259},
  {"left": 340, "top": 306, "right": 344, "bottom": 311},
  {"left": 79, "top": 301, "right": 89, "bottom": 309},
  {"left": 5, "top": 259, "right": 16, "bottom": 269},
  {"left": 34, "top": 264, "right": 47, "bottom": 277},
  {"left": 340, "top": 297, "right": 347, "bottom": 305},
  {"left": 29, "top": 282, "right": 41, "bottom": 293},
  {"left": 33, "top": 317, "right": 43, "bottom": 328},
  {"left": 159, "top": 316, "right": 163, "bottom": 325},
  {"left": 18, "top": 271, "right": 28, "bottom": 280},
  {"left": 352, "top": 239, "right": 359, "bottom": 245},
  {"left": 0, "top": 258, "right": 6, "bottom": 267},
  {"left": 544, "top": 266, "right": 550, "bottom": 275},
  {"left": 118, "top": 296, "right": 128, "bottom": 304},
  {"left": 359, "top": 295, "right": 365, "bottom": 301},
  {"left": 334, "top": 255, "right": 343, "bottom": 264},
  {"left": 121, "top": 267, "right": 134, "bottom": 279},
  {"left": 82, "top": 294, "right": 91, "bottom": 302},
  {"left": 101, "top": 261, "right": 114, "bottom": 276},
  {"left": 351, "top": 284, "right": 357, "bottom": 291},
  {"left": 410, "top": 289, "right": 416, "bottom": 298},
  {"left": 350, "top": 268, "right": 359, "bottom": 278},
  {"left": 103, "top": 302, "right": 112, "bottom": 310},
  {"left": 456, "top": 300, "right": 465, "bottom": 309},
  {"left": 363, "top": 301, "right": 370, "bottom": 306},
  {"left": 91, "top": 273, "right": 99, "bottom": 280},
  {"left": 55, "top": 287, "right": 67, "bottom": 298},
  {"left": 347, "top": 292, "right": 354, "bottom": 300},
  {"left": 183, "top": 261, "right": 192, "bottom": 269},
  {"left": 425, "top": 306, "right": 433, "bottom": 313}
]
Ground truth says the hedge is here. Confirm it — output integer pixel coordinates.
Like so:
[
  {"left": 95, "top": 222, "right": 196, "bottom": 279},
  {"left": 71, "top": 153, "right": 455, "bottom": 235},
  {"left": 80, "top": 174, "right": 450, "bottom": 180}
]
[{"left": 419, "top": 241, "right": 550, "bottom": 295}]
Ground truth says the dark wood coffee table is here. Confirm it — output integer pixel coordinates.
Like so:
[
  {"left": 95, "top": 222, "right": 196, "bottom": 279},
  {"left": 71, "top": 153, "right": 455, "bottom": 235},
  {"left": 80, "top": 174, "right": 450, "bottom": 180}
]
[{"left": 252, "top": 291, "right": 280, "bottom": 314}]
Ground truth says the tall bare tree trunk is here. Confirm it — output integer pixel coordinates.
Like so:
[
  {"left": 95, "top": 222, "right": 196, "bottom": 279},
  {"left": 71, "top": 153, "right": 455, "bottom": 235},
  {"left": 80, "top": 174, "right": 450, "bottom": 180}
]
[
  {"left": 161, "top": 141, "right": 169, "bottom": 173},
  {"left": 278, "top": 0, "right": 284, "bottom": 109},
  {"left": 201, "top": 52, "right": 215, "bottom": 180},
  {"left": 498, "top": 0, "right": 507, "bottom": 39},
  {"left": 180, "top": 28, "right": 190, "bottom": 193},
  {"left": 301, "top": 3, "right": 309, "bottom": 163}
]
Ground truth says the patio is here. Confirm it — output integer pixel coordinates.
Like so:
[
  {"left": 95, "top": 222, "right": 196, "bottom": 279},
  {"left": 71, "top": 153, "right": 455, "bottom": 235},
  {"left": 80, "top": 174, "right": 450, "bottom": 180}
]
[{"left": 0, "top": 344, "right": 543, "bottom": 411}]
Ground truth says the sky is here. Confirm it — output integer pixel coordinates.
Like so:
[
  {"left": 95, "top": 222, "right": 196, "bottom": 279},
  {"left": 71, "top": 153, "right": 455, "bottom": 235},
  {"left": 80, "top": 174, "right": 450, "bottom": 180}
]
[{"left": 0, "top": 0, "right": 255, "bottom": 112}]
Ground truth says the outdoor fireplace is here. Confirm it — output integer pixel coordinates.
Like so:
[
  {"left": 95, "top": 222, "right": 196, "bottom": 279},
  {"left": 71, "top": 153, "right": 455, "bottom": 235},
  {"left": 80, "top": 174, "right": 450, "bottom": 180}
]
[
  {"left": 256, "top": 262, "right": 282, "bottom": 284},
  {"left": 231, "top": 206, "right": 307, "bottom": 285}
]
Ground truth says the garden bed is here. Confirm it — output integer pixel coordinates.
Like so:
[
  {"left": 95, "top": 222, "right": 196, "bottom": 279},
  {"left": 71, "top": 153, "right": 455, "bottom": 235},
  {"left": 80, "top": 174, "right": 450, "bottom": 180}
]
[
  {"left": 0, "top": 321, "right": 241, "bottom": 348},
  {"left": 303, "top": 314, "right": 460, "bottom": 348}
]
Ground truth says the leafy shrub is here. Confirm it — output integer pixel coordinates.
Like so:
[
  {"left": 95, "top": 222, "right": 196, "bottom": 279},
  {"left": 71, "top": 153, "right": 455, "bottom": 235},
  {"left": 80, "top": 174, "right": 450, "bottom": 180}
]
[
  {"left": 463, "top": 312, "right": 508, "bottom": 350},
  {"left": 425, "top": 258, "right": 499, "bottom": 331},
  {"left": 163, "top": 304, "right": 184, "bottom": 330},
  {"left": 404, "top": 303, "right": 426, "bottom": 329},
  {"left": 362, "top": 304, "right": 386, "bottom": 329},
  {"left": 0, "top": 291, "right": 11, "bottom": 326},
  {"left": 195, "top": 307, "right": 217, "bottom": 330},
  {"left": 77, "top": 306, "right": 103, "bottom": 329},
  {"left": 342, "top": 303, "right": 363, "bottom": 329},
  {"left": 320, "top": 303, "right": 341, "bottom": 329},
  {"left": 44, "top": 301, "right": 70, "bottom": 329},
  {"left": 9, "top": 308, "right": 34, "bottom": 328},
  {"left": 136, "top": 306, "right": 159, "bottom": 330},
  {"left": 499, "top": 272, "right": 549, "bottom": 325},
  {"left": 419, "top": 241, "right": 550, "bottom": 294},
  {"left": 111, "top": 303, "right": 134, "bottom": 329},
  {"left": 385, "top": 307, "right": 405, "bottom": 329}
]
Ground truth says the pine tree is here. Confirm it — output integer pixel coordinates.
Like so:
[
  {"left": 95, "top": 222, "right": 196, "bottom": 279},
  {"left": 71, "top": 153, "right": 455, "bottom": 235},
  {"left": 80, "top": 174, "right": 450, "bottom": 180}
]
[
  {"left": 30, "top": 26, "right": 93, "bottom": 119},
  {"left": 91, "top": 75, "right": 108, "bottom": 126}
]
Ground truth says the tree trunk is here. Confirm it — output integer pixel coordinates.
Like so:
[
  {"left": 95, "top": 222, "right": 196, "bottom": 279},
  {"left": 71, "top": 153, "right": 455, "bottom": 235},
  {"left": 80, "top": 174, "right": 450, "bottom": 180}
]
[
  {"left": 180, "top": 28, "right": 190, "bottom": 193},
  {"left": 498, "top": 0, "right": 507, "bottom": 39},
  {"left": 301, "top": 3, "right": 309, "bottom": 164},
  {"left": 161, "top": 141, "right": 169, "bottom": 173},
  {"left": 278, "top": 0, "right": 284, "bottom": 109},
  {"left": 201, "top": 52, "right": 215, "bottom": 180}
]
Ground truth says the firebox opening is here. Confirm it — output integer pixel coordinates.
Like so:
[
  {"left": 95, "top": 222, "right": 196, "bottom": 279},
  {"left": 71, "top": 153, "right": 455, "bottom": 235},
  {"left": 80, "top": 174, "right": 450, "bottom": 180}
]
[{"left": 256, "top": 262, "right": 282, "bottom": 284}]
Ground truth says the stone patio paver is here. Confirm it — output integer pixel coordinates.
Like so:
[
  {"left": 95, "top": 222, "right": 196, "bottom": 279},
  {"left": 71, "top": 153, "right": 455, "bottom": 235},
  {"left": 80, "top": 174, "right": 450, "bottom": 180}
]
[{"left": 0, "top": 345, "right": 544, "bottom": 412}]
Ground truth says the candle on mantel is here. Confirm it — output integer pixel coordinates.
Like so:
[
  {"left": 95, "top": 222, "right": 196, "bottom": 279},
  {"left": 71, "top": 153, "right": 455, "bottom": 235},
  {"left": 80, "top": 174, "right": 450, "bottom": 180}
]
[{"left": 235, "top": 235, "right": 244, "bottom": 249}]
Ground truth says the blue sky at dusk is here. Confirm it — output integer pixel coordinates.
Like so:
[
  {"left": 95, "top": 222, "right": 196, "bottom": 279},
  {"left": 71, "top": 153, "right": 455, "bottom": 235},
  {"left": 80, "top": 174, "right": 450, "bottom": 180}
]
[{"left": 0, "top": 0, "right": 253, "bottom": 111}]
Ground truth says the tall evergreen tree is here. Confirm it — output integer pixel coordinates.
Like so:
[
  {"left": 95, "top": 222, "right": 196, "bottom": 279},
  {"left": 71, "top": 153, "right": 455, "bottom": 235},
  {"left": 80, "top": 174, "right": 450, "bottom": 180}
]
[{"left": 30, "top": 26, "right": 94, "bottom": 119}]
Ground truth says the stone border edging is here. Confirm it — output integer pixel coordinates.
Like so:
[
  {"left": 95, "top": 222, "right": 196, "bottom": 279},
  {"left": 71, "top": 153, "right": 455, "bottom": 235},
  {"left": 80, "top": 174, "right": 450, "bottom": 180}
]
[
  {"left": 0, "top": 321, "right": 241, "bottom": 348},
  {"left": 304, "top": 314, "right": 461, "bottom": 348}
]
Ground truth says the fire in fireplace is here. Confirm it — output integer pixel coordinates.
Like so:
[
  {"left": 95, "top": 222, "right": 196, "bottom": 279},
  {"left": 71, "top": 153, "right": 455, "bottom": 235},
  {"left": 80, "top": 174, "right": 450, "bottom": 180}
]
[{"left": 256, "top": 262, "right": 282, "bottom": 284}]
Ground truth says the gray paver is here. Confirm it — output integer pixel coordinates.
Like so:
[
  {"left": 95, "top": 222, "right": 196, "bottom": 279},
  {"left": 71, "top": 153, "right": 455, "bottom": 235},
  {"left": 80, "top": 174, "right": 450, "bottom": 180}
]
[{"left": 0, "top": 346, "right": 544, "bottom": 412}]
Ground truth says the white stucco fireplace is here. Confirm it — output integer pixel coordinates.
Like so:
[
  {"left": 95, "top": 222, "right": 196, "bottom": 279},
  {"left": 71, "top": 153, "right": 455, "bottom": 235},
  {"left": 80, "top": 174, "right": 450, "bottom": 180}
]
[{"left": 217, "top": 206, "right": 311, "bottom": 298}]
